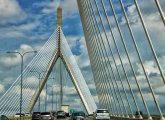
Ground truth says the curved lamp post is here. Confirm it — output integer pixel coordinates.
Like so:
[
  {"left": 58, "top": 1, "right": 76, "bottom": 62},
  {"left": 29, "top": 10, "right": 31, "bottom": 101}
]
[
  {"left": 30, "top": 70, "right": 47, "bottom": 112},
  {"left": 44, "top": 78, "right": 55, "bottom": 112},
  {"left": 7, "top": 50, "right": 37, "bottom": 117}
]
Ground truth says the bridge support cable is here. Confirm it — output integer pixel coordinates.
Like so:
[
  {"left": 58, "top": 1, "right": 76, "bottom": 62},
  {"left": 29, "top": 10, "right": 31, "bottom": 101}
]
[
  {"left": 91, "top": 0, "right": 130, "bottom": 117},
  {"left": 91, "top": 0, "right": 131, "bottom": 117},
  {"left": 82, "top": 1, "right": 115, "bottom": 114},
  {"left": 78, "top": 0, "right": 102, "bottom": 109},
  {"left": 89, "top": 0, "right": 125, "bottom": 116},
  {"left": 0, "top": 32, "right": 57, "bottom": 113},
  {"left": 79, "top": 0, "right": 165, "bottom": 119},
  {"left": 60, "top": 29, "right": 97, "bottom": 114},
  {"left": 1, "top": 32, "right": 57, "bottom": 114},
  {"left": 82, "top": 1, "right": 119, "bottom": 115},
  {"left": 81, "top": 0, "right": 117, "bottom": 115},
  {"left": 135, "top": 0, "right": 165, "bottom": 90},
  {"left": 100, "top": 0, "right": 140, "bottom": 118},
  {"left": 84, "top": 0, "right": 125, "bottom": 116},
  {"left": 78, "top": 1, "right": 111, "bottom": 114},
  {"left": 78, "top": 0, "right": 165, "bottom": 119},
  {"left": 134, "top": 1, "right": 165, "bottom": 119},
  {"left": 155, "top": 0, "right": 165, "bottom": 26},
  {"left": 107, "top": 0, "right": 154, "bottom": 119},
  {"left": 84, "top": 0, "right": 127, "bottom": 117},
  {"left": 84, "top": 0, "right": 117, "bottom": 114},
  {"left": 94, "top": 0, "right": 137, "bottom": 118},
  {"left": 83, "top": 3, "right": 109, "bottom": 112},
  {"left": 27, "top": 28, "right": 61, "bottom": 112},
  {"left": 118, "top": 0, "right": 164, "bottom": 119},
  {"left": 0, "top": 5, "right": 97, "bottom": 116},
  {"left": 0, "top": 30, "right": 58, "bottom": 115}
]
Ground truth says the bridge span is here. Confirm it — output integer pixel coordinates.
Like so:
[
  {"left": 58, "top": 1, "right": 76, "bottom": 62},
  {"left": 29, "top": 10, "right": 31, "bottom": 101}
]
[{"left": 0, "top": 0, "right": 165, "bottom": 120}]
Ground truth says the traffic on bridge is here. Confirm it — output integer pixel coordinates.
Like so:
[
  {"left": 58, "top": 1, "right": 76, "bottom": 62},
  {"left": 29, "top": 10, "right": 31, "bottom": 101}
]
[{"left": 0, "top": 0, "right": 165, "bottom": 120}]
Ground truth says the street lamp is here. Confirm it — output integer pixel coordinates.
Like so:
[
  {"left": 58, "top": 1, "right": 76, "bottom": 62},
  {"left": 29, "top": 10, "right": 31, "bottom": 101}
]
[
  {"left": 45, "top": 78, "right": 55, "bottom": 112},
  {"left": 51, "top": 85, "right": 58, "bottom": 111},
  {"left": 30, "top": 70, "right": 46, "bottom": 112},
  {"left": 7, "top": 50, "right": 37, "bottom": 117}
]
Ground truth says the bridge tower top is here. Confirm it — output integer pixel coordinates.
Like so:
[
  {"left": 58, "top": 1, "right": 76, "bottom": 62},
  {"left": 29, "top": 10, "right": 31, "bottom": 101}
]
[{"left": 56, "top": 6, "right": 62, "bottom": 27}]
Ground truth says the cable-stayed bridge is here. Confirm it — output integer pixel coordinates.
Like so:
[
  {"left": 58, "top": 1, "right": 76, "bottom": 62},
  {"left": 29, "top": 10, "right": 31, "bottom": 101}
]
[{"left": 0, "top": 0, "right": 165, "bottom": 120}]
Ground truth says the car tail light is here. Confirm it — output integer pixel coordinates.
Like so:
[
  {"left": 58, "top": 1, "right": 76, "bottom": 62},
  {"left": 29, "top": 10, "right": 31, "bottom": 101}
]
[{"left": 73, "top": 117, "right": 76, "bottom": 120}]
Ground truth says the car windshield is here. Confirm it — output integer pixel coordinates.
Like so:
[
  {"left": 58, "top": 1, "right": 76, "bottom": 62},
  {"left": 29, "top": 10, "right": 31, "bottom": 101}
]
[
  {"left": 32, "top": 112, "right": 40, "bottom": 116},
  {"left": 72, "top": 112, "right": 85, "bottom": 116},
  {"left": 33, "top": 112, "right": 40, "bottom": 114},
  {"left": 97, "top": 110, "right": 109, "bottom": 113},
  {"left": 57, "top": 111, "right": 64, "bottom": 114},
  {"left": 15, "top": 113, "right": 24, "bottom": 115},
  {"left": 41, "top": 112, "right": 50, "bottom": 115}
]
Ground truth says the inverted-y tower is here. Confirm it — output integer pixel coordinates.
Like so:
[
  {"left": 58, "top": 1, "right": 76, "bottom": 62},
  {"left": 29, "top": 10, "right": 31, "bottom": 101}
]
[{"left": 27, "top": 6, "right": 97, "bottom": 114}]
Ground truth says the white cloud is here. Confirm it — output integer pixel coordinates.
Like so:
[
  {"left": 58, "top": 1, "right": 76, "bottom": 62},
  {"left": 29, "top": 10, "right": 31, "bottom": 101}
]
[
  {"left": 155, "top": 85, "right": 165, "bottom": 95},
  {"left": 41, "top": 0, "right": 78, "bottom": 18},
  {"left": 3, "top": 31, "right": 25, "bottom": 38},
  {"left": 0, "top": 0, "right": 26, "bottom": 25},
  {"left": 26, "top": 76, "right": 38, "bottom": 88},
  {"left": 0, "top": 21, "right": 40, "bottom": 39},
  {"left": 137, "top": 60, "right": 159, "bottom": 76},
  {"left": 19, "top": 44, "right": 35, "bottom": 53},
  {"left": 0, "top": 84, "right": 5, "bottom": 93},
  {"left": 17, "top": 21, "right": 40, "bottom": 31},
  {"left": 66, "top": 35, "right": 80, "bottom": 49},
  {"left": 64, "top": 86, "right": 77, "bottom": 95},
  {"left": 2, "top": 77, "right": 14, "bottom": 85},
  {"left": 0, "top": 44, "right": 35, "bottom": 67}
]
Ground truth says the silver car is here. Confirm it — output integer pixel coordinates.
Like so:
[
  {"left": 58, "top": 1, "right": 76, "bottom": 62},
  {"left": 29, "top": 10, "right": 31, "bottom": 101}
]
[
  {"left": 41, "top": 112, "right": 54, "bottom": 120},
  {"left": 93, "top": 109, "right": 110, "bottom": 120}
]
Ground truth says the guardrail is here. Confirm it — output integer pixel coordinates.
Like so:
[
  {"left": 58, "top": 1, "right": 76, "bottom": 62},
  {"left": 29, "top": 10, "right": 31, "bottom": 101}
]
[{"left": 8, "top": 116, "right": 31, "bottom": 120}]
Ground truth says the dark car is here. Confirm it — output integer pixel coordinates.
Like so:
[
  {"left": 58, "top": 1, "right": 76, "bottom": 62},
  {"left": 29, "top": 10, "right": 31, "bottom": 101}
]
[
  {"left": 0, "top": 115, "right": 9, "bottom": 120},
  {"left": 70, "top": 111, "right": 87, "bottom": 120},
  {"left": 51, "top": 111, "right": 56, "bottom": 117},
  {"left": 32, "top": 112, "right": 41, "bottom": 120},
  {"left": 41, "top": 112, "right": 54, "bottom": 120},
  {"left": 56, "top": 110, "right": 66, "bottom": 119}
]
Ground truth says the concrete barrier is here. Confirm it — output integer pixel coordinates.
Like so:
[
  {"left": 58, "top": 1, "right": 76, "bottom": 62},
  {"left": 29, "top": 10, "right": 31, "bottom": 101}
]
[{"left": 8, "top": 116, "right": 31, "bottom": 120}]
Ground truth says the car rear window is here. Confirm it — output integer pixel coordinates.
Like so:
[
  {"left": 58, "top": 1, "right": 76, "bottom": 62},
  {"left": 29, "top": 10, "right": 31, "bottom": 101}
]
[
  {"left": 97, "top": 110, "right": 109, "bottom": 113},
  {"left": 73, "top": 112, "right": 85, "bottom": 116},
  {"left": 33, "top": 112, "right": 40, "bottom": 114},
  {"left": 41, "top": 112, "right": 50, "bottom": 115},
  {"left": 57, "top": 111, "right": 64, "bottom": 113}
]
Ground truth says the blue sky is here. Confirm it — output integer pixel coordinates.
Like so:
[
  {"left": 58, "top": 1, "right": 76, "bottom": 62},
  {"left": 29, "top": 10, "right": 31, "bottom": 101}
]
[
  {"left": 0, "top": 0, "right": 95, "bottom": 113},
  {"left": 0, "top": 0, "right": 165, "bottom": 115}
]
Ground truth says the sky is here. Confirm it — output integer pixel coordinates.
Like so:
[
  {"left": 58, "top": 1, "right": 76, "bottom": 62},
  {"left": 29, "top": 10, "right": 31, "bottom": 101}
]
[
  {"left": 0, "top": 0, "right": 97, "bottom": 113},
  {"left": 0, "top": 0, "right": 165, "bottom": 115}
]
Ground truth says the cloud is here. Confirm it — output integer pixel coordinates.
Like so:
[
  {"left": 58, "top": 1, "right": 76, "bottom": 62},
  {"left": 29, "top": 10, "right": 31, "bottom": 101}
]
[
  {"left": 0, "top": 44, "right": 35, "bottom": 67},
  {"left": 0, "top": 0, "right": 26, "bottom": 25},
  {"left": 0, "top": 84, "right": 5, "bottom": 93},
  {"left": 137, "top": 60, "right": 160, "bottom": 76},
  {"left": 66, "top": 35, "right": 81, "bottom": 49},
  {"left": 0, "top": 21, "right": 40, "bottom": 39},
  {"left": 41, "top": 0, "right": 78, "bottom": 19},
  {"left": 63, "top": 86, "right": 77, "bottom": 96},
  {"left": 26, "top": 76, "right": 38, "bottom": 88}
]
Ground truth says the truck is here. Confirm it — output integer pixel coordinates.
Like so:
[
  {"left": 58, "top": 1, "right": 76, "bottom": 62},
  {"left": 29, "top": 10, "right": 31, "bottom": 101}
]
[{"left": 61, "top": 105, "right": 70, "bottom": 117}]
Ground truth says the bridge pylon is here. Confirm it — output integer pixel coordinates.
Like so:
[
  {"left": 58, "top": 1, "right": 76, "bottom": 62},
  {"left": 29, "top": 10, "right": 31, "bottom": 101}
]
[{"left": 27, "top": 6, "right": 97, "bottom": 115}]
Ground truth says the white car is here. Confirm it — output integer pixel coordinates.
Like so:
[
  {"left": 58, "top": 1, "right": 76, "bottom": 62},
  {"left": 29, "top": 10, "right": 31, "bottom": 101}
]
[
  {"left": 14, "top": 113, "right": 25, "bottom": 117},
  {"left": 93, "top": 109, "right": 110, "bottom": 120},
  {"left": 25, "top": 113, "right": 31, "bottom": 117}
]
